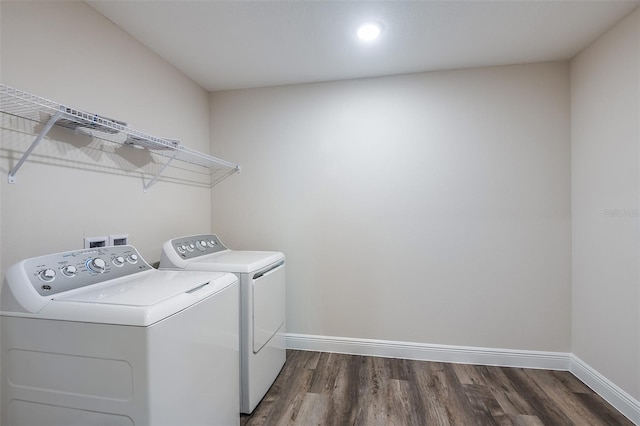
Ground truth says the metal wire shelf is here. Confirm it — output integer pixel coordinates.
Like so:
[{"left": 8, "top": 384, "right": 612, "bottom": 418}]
[{"left": 0, "top": 84, "right": 240, "bottom": 191}]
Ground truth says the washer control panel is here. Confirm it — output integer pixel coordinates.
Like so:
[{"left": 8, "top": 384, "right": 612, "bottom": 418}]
[
  {"left": 169, "top": 234, "right": 227, "bottom": 260},
  {"left": 24, "top": 246, "right": 151, "bottom": 296}
]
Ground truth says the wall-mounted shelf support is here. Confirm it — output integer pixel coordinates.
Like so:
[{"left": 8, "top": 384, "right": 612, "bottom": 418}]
[
  {"left": 8, "top": 109, "right": 63, "bottom": 183},
  {"left": 143, "top": 151, "right": 179, "bottom": 192},
  {"left": 0, "top": 84, "right": 240, "bottom": 190}
]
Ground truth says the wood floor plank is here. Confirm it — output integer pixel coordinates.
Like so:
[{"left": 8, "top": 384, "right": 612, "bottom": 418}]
[
  {"left": 307, "top": 351, "right": 333, "bottom": 394},
  {"left": 441, "top": 362, "right": 500, "bottom": 426},
  {"left": 500, "top": 367, "right": 576, "bottom": 425},
  {"left": 550, "top": 369, "right": 593, "bottom": 394},
  {"left": 507, "top": 414, "right": 546, "bottom": 426},
  {"left": 453, "top": 364, "right": 508, "bottom": 421},
  {"left": 354, "top": 356, "right": 389, "bottom": 426},
  {"left": 301, "top": 349, "right": 321, "bottom": 370},
  {"left": 523, "top": 368, "right": 618, "bottom": 426},
  {"left": 385, "top": 356, "right": 410, "bottom": 381},
  {"left": 576, "top": 391, "right": 636, "bottom": 425},
  {"left": 293, "top": 392, "right": 329, "bottom": 426},
  {"left": 420, "top": 361, "right": 459, "bottom": 425},
  {"left": 403, "top": 359, "right": 435, "bottom": 425},
  {"left": 465, "top": 382, "right": 508, "bottom": 420},
  {"left": 323, "top": 353, "right": 361, "bottom": 425},
  {"left": 389, "top": 378, "right": 416, "bottom": 425},
  {"left": 241, "top": 350, "right": 634, "bottom": 426},
  {"left": 242, "top": 352, "right": 314, "bottom": 426},
  {"left": 461, "top": 383, "right": 502, "bottom": 426},
  {"left": 483, "top": 365, "right": 537, "bottom": 417},
  {"left": 453, "top": 362, "right": 489, "bottom": 386}
]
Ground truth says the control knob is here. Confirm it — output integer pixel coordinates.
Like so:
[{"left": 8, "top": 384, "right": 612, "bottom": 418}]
[
  {"left": 197, "top": 240, "right": 208, "bottom": 250},
  {"left": 39, "top": 268, "right": 56, "bottom": 282},
  {"left": 113, "top": 256, "right": 125, "bottom": 267},
  {"left": 87, "top": 258, "right": 106, "bottom": 273},
  {"left": 61, "top": 265, "right": 78, "bottom": 277},
  {"left": 127, "top": 254, "right": 138, "bottom": 264},
  {"left": 187, "top": 243, "right": 195, "bottom": 252}
]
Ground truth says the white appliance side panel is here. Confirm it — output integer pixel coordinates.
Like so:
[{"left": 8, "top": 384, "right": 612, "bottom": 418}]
[
  {"left": 7, "top": 349, "right": 133, "bottom": 399},
  {"left": 252, "top": 264, "right": 286, "bottom": 353},
  {"left": 1, "top": 280, "right": 240, "bottom": 426},
  {"left": 7, "top": 401, "right": 134, "bottom": 426},
  {"left": 147, "top": 281, "right": 240, "bottom": 426},
  {"left": 1, "top": 317, "right": 149, "bottom": 426}
]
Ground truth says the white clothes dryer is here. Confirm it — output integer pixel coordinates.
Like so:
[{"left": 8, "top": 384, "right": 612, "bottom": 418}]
[
  {"left": 159, "top": 234, "right": 285, "bottom": 414},
  {"left": 1, "top": 245, "right": 240, "bottom": 426}
]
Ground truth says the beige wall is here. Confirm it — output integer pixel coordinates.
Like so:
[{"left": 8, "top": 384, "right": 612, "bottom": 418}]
[
  {"left": 0, "top": 1, "right": 213, "bottom": 274},
  {"left": 571, "top": 7, "right": 640, "bottom": 400},
  {"left": 210, "top": 62, "right": 572, "bottom": 351}
]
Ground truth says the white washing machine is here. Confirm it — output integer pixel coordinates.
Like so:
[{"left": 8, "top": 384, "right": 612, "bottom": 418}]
[
  {"left": 159, "top": 234, "right": 285, "bottom": 414},
  {"left": 1, "top": 245, "right": 240, "bottom": 426}
]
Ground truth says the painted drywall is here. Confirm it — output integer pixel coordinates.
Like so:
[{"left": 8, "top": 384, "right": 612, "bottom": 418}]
[
  {"left": 571, "top": 7, "right": 640, "bottom": 400},
  {"left": 210, "top": 62, "right": 572, "bottom": 352},
  {"left": 0, "top": 0, "right": 212, "bottom": 274}
]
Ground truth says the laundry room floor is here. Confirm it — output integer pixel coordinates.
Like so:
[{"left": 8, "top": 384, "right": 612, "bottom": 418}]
[{"left": 240, "top": 350, "right": 633, "bottom": 425}]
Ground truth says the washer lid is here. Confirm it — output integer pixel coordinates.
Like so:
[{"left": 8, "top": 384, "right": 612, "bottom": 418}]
[
  {"left": 35, "top": 270, "right": 237, "bottom": 326},
  {"left": 186, "top": 250, "right": 284, "bottom": 274},
  {"left": 56, "top": 269, "right": 222, "bottom": 306}
]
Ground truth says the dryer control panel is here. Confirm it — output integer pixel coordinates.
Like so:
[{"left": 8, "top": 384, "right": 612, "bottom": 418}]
[
  {"left": 24, "top": 246, "right": 152, "bottom": 296},
  {"left": 168, "top": 234, "right": 228, "bottom": 260}
]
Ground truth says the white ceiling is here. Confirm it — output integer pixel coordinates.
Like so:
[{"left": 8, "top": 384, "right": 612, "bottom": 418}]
[{"left": 87, "top": 0, "right": 640, "bottom": 92}]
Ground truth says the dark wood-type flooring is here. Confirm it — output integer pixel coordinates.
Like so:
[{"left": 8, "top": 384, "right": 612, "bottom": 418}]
[{"left": 241, "top": 350, "right": 633, "bottom": 426}]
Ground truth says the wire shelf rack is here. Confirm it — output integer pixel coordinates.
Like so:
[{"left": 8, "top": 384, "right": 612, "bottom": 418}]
[{"left": 0, "top": 84, "right": 240, "bottom": 191}]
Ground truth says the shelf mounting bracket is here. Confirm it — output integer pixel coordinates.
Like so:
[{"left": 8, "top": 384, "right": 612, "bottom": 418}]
[
  {"left": 143, "top": 151, "right": 179, "bottom": 192},
  {"left": 8, "top": 109, "right": 64, "bottom": 184}
]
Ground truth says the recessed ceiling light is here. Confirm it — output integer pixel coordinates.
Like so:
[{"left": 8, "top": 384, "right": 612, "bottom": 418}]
[{"left": 357, "top": 22, "right": 382, "bottom": 42}]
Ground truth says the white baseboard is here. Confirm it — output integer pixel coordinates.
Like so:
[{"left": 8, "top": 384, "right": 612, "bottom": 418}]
[
  {"left": 286, "top": 333, "right": 640, "bottom": 425},
  {"left": 286, "top": 333, "right": 571, "bottom": 370},
  {"left": 570, "top": 355, "right": 640, "bottom": 425}
]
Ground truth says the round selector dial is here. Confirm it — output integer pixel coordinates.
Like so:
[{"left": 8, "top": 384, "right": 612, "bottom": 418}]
[
  {"left": 186, "top": 243, "right": 195, "bottom": 252},
  {"left": 87, "top": 258, "right": 107, "bottom": 273},
  {"left": 127, "top": 254, "right": 138, "bottom": 264},
  {"left": 112, "top": 256, "right": 125, "bottom": 267},
  {"left": 196, "top": 240, "right": 208, "bottom": 251},
  {"left": 39, "top": 268, "right": 56, "bottom": 282},
  {"left": 61, "top": 265, "right": 78, "bottom": 277}
]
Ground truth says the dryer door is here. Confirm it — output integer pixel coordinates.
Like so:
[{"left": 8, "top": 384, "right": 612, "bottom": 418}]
[{"left": 252, "top": 261, "right": 285, "bottom": 353}]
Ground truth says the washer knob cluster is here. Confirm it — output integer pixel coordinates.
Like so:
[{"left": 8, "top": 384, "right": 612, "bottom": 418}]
[
  {"left": 30, "top": 247, "right": 147, "bottom": 297},
  {"left": 176, "top": 238, "right": 218, "bottom": 255}
]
